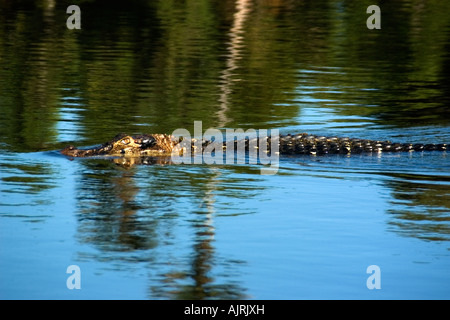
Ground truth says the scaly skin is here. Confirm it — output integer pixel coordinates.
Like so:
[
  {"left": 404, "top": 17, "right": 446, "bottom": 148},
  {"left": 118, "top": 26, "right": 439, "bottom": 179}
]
[
  {"left": 61, "top": 132, "right": 448, "bottom": 158},
  {"left": 61, "top": 133, "right": 181, "bottom": 157}
]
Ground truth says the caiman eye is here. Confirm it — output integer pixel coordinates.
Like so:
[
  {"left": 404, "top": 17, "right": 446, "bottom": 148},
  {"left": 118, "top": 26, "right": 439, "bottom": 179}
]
[{"left": 121, "top": 138, "right": 131, "bottom": 145}]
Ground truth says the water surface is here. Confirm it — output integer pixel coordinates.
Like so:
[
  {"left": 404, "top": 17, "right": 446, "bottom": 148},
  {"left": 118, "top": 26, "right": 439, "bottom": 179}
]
[{"left": 1, "top": 0, "right": 449, "bottom": 299}]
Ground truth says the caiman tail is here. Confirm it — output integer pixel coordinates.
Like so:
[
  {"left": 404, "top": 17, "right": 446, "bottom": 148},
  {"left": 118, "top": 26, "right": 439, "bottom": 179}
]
[{"left": 276, "top": 133, "right": 447, "bottom": 155}]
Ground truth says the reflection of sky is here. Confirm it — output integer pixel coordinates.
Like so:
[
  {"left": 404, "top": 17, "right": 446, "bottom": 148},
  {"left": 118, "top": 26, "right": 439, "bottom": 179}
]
[
  {"left": 273, "top": 67, "right": 450, "bottom": 146},
  {"left": 56, "top": 94, "right": 85, "bottom": 142},
  {"left": 295, "top": 106, "right": 373, "bottom": 132},
  {"left": 272, "top": 67, "right": 379, "bottom": 135}
]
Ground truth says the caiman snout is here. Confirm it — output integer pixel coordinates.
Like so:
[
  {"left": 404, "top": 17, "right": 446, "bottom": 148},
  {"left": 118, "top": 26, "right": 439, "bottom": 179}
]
[
  {"left": 61, "top": 145, "right": 81, "bottom": 157},
  {"left": 61, "top": 133, "right": 180, "bottom": 157}
]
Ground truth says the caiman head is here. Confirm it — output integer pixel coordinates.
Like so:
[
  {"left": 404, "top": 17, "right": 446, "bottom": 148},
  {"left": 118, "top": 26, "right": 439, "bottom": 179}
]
[{"left": 61, "top": 133, "right": 182, "bottom": 157}]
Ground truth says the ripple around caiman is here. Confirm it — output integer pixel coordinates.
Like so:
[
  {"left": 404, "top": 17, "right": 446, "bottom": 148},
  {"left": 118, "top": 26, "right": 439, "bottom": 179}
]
[{"left": 60, "top": 132, "right": 448, "bottom": 158}]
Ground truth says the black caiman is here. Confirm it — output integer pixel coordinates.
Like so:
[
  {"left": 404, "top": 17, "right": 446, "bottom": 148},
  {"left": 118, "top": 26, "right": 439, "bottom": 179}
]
[{"left": 61, "top": 132, "right": 447, "bottom": 158}]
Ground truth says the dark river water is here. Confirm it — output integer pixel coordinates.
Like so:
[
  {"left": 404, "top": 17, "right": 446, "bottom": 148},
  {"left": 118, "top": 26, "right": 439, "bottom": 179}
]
[{"left": 1, "top": 0, "right": 450, "bottom": 299}]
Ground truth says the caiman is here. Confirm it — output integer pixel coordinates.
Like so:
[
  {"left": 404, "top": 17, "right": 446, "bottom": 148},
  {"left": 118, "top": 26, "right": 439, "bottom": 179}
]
[{"left": 61, "top": 132, "right": 447, "bottom": 158}]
